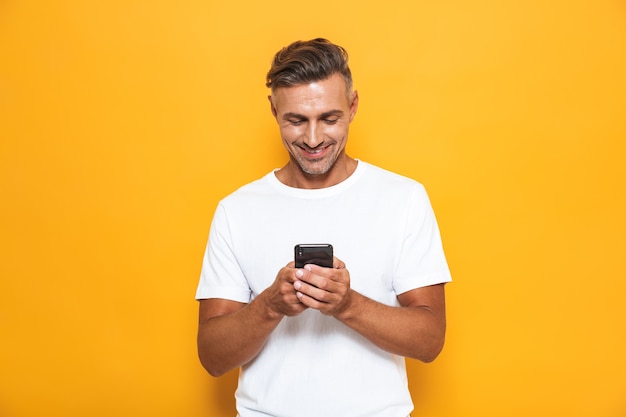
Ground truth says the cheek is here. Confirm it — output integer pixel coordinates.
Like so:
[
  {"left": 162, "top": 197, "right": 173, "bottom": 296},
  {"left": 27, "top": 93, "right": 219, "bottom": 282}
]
[
  {"left": 280, "top": 125, "right": 304, "bottom": 141},
  {"left": 325, "top": 124, "right": 348, "bottom": 139}
]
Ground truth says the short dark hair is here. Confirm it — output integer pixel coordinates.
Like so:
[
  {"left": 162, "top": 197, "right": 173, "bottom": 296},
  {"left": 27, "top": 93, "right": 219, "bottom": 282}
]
[{"left": 266, "top": 38, "right": 353, "bottom": 92}]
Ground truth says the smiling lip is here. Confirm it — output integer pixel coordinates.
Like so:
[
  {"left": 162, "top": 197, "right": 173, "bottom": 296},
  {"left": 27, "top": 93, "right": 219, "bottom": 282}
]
[{"left": 300, "top": 145, "right": 329, "bottom": 159}]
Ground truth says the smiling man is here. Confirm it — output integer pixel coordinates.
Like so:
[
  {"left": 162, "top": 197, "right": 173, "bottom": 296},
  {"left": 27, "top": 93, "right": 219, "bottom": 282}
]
[
  {"left": 270, "top": 71, "right": 358, "bottom": 187},
  {"left": 196, "top": 38, "right": 452, "bottom": 417}
]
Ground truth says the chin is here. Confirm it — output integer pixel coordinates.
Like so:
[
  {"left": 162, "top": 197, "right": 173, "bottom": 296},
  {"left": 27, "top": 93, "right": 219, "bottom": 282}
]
[
  {"left": 298, "top": 153, "right": 339, "bottom": 175},
  {"left": 300, "top": 161, "right": 334, "bottom": 176}
]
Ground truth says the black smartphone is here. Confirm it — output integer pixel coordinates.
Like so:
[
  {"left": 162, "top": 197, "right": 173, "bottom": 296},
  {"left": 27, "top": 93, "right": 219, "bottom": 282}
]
[{"left": 294, "top": 244, "right": 333, "bottom": 268}]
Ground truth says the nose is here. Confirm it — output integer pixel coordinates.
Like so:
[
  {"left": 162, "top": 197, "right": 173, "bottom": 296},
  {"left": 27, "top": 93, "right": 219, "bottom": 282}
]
[{"left": 303, "top": 121, "right": 323, "bottom": 148}]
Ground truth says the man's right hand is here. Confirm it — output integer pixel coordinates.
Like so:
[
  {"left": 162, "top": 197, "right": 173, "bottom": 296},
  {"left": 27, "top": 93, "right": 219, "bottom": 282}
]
[
  {"left": 197, "top": 261, "right": 307, "bottom": 377},
  {"left": 262, "top": 261, "right": 309, "bottom": 319}
]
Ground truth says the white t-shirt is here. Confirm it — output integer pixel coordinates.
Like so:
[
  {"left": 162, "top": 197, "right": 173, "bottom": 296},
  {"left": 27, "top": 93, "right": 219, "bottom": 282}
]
[{"left": 197, "top": 161, "right": 452, "bottom": 417}]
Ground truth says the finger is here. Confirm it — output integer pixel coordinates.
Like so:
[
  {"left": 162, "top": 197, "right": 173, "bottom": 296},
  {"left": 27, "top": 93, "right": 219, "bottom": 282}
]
[
  {"left": 296, "top": 290, "right": 325, "bottom": 309},
  {"left": 298, "top": 267, "right": 328, "bottom": 290},
  {"left": 295, "top": 279, "right": 334, "bottom": 305}
]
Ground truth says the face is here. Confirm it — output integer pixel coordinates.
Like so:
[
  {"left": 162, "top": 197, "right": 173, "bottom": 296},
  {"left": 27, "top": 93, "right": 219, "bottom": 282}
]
[{"left": 269, "top": 73, "right": 358, "bottom": 184}]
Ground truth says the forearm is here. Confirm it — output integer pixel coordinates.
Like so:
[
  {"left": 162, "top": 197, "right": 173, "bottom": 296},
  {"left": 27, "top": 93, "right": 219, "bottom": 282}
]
[
  {"left": 335, "top": 290, "right": 446, "bottom": 362},
  {"left": 197, "top": 294, "right": 283, "bottom": 377}
]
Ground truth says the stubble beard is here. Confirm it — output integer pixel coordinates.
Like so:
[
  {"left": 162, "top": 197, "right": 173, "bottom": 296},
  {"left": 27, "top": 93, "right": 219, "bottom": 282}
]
[{"left": 294, "top": 151, "right": 338, "bottom": 176}]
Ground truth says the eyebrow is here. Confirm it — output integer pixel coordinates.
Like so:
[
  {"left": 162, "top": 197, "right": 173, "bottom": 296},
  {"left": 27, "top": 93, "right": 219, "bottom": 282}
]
[{"left": 282, "top": 110, "right": 344, "bottom": 120}]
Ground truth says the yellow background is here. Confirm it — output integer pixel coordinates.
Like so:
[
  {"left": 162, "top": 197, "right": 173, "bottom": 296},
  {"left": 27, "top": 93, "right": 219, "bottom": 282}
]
[{"left": 1, "top": 1, "right": 625, "bottom": 416}]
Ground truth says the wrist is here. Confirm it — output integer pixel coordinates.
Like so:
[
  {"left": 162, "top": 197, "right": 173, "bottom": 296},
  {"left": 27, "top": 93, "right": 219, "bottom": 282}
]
[
  {"left": 256, "top": 290, "right": 285, "bottom": 322},
  {"left": 334, "top": 289, "right": 358, "bottom": 322}
]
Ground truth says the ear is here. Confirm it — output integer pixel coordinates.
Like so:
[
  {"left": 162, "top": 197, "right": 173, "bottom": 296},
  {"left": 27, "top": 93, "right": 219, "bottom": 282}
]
[
  {"left": 268, "top": 95, "right": 278, "bottom": 118},
  {"left": 349, "top": 90, "right": 359, "bottom": 122}
]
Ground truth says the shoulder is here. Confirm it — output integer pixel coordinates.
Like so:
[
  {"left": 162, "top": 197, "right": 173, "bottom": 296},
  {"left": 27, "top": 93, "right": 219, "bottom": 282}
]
[
  {"left": 219, "top": 171, "right": 278, "bottom": 206},
  {"left": 359, "top": 161, "right": 426, "bottom": 193}
]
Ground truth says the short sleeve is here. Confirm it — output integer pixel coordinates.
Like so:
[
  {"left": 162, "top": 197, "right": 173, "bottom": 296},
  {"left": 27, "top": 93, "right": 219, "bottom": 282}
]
[
  {"left": 392, "top": 184, "right": 452, "bottom": 295},
  {"left": 195, "top": 204, "right": 252, "bottom": 302}
]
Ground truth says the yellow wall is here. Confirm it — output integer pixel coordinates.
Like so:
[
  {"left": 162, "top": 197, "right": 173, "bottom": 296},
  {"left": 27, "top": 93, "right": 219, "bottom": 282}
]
[{"left": 1, "top": 1, "right": 625, "bottom": 416}]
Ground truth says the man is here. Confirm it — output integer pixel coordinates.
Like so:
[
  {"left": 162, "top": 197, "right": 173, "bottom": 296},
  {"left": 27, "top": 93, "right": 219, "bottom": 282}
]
[{"left": 196, "top": 38, "right": 451, "bottom": 417}]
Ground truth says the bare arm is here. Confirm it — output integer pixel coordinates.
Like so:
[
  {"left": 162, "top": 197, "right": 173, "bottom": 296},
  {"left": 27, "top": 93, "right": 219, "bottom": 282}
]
[
  {"left": 197, "top": 263, "right": 306, "bottom": 377},
  {"left": 337, "top": 285, "right": 446, "bottom": 362},
  {"left": 294, "top": 262, "right": 447, "bottom": 362}
]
